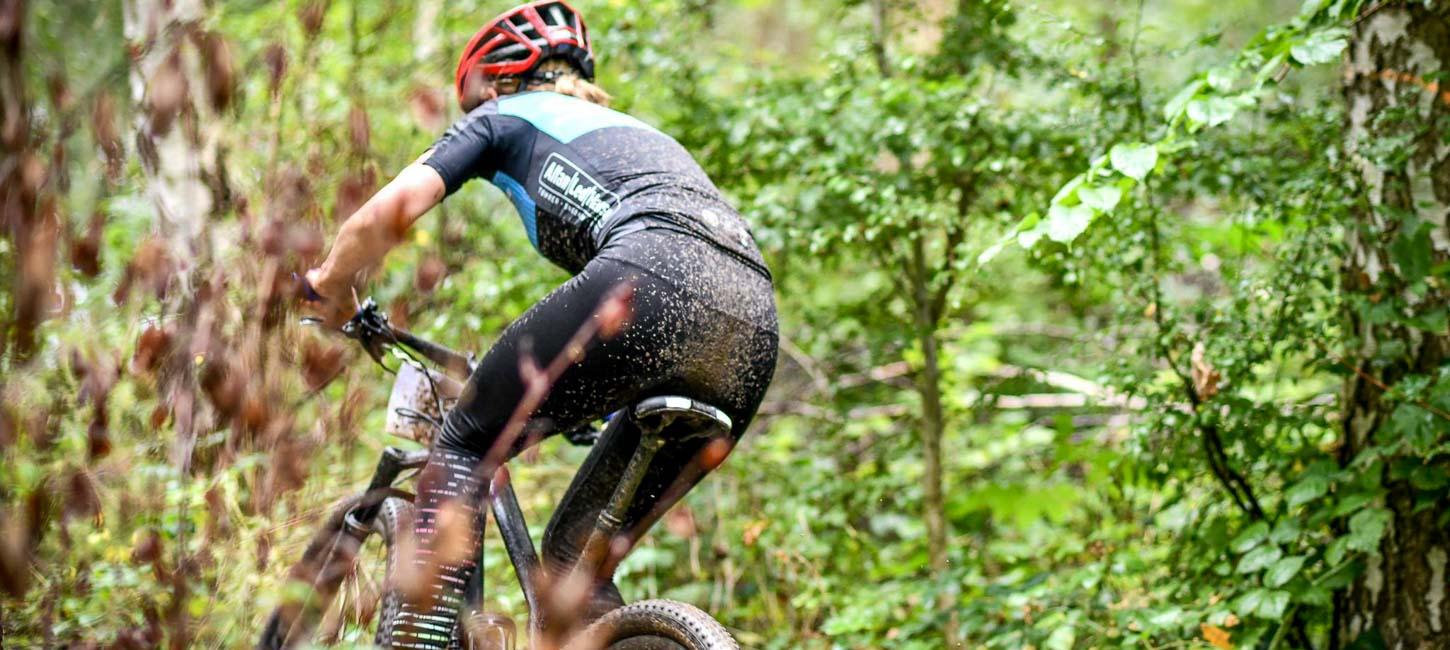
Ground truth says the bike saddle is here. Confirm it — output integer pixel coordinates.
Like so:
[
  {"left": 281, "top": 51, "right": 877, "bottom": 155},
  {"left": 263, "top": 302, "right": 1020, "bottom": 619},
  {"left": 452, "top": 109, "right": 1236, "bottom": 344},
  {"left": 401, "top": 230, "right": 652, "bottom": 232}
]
[{"left": 632, "top": 396, "right": 733, "bottom": 440}]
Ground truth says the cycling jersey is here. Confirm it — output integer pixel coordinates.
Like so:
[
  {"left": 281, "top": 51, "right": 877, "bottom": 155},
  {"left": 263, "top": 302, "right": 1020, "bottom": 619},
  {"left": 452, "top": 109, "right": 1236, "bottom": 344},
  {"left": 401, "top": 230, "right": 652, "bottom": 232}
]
[{"left": 422, "top": 91, "right": 768, "bottom": 277}]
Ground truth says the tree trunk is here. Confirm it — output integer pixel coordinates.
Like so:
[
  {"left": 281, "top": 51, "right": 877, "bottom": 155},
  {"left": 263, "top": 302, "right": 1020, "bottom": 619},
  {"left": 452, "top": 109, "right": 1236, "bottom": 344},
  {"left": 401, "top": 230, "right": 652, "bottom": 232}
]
[
  {"left": 907, "top": 232, "right": 955, "bottom": 644},
  {"left": 1337, "top": 3, "right": 1450, "bottom": 649},
  {"left": 123, "top": 0, "right": 225, "bottom": 262},
  {"left": 913, "top": 299, "right": 949, "bottom": 577}
]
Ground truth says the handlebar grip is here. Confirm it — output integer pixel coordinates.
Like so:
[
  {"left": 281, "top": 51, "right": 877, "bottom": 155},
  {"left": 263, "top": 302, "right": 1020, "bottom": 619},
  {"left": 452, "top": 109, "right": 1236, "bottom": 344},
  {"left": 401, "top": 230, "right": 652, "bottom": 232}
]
[{"left": 294, "top": 272, "right": 324, "bottom": 303}]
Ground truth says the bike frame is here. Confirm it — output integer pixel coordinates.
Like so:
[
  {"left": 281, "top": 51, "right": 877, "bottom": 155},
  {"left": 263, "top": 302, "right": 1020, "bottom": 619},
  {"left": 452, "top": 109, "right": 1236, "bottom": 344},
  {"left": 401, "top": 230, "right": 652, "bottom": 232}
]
[{"left": 336, "top": 304, "right": 683, "bottom": 648}]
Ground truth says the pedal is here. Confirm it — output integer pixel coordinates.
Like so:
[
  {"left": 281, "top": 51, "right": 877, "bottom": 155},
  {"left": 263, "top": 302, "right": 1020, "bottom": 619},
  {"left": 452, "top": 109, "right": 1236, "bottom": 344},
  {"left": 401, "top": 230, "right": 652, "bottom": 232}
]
[{"left": 462, "top": 610, "right": 516, "bottom": 650}]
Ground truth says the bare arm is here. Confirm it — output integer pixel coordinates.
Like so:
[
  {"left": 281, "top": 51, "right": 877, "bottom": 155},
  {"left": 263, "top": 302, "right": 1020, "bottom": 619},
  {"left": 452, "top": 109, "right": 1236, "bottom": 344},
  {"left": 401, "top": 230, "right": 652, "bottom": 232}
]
[{"left": 306, "top": 160, "right": 446, "bottom": 323}]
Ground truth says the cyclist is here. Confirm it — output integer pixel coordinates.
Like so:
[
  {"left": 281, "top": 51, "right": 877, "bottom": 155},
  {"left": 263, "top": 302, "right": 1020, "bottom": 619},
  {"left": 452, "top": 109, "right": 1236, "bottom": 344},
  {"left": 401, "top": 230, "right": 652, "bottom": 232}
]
[{"left": 302, "top": 2, "right": 778, "bottom": 647}]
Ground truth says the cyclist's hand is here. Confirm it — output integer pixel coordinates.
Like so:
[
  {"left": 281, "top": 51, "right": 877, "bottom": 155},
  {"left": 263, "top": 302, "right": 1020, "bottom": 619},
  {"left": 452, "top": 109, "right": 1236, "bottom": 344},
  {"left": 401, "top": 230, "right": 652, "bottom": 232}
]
[{"left": 301, "top": 269, "right": 356, "bottom": 329}]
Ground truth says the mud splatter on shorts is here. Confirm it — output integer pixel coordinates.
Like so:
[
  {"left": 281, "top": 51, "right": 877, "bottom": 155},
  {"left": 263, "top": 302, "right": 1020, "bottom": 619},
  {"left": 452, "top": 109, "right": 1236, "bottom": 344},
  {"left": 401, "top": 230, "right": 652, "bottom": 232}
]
[{"left": 390, "top": 226, "right": 777, "bottom": 648}]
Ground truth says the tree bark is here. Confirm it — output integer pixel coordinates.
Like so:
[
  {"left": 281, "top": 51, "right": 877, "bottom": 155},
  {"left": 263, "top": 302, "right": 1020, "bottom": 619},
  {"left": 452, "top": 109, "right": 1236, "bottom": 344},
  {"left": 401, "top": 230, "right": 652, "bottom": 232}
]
[{"left": 1337, "top": 3, "right": 1450, "bottom": 648}]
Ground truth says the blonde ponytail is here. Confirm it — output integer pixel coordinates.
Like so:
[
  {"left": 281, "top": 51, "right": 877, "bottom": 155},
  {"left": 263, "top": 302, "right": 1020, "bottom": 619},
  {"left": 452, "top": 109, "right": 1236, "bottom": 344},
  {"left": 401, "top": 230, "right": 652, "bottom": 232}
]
[
  {"left": 552, "top": 73, "right": 612, "bottom": 107},
  {"left": 521, "top": 58, "right": 612, "bottom": 106}
]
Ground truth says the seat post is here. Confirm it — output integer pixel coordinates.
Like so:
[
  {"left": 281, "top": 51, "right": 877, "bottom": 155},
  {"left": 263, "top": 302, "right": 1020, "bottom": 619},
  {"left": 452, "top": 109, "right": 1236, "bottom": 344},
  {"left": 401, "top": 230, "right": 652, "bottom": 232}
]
[
  {"left": 558, "top": 396, "right": 731, "bottom": 616},
  {"left": 573, "top": 428, "right": 665, "bottom": 578}
]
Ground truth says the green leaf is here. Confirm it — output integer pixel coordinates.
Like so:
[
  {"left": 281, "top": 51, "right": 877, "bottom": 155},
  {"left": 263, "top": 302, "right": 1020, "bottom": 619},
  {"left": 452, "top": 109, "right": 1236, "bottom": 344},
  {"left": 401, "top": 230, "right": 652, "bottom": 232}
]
[
  {"left": 1238, "top": 544, "right": 1283, "bottom": 574},
  {"left": 1045, "top": 204, "right": 1095, "bottom": 244},
  {"left": 1265, "top": 555, "right": 1307, "bottom": 587},
  {"left": 1018, "top": 223, "right": 1049, "bottom": 249},
  {"left": 1388, "top": 404, "right": 1436, "bottom": 453},
  {"left": 1290, "top": 28, "right": 1348, "bottom": 66},
  {"left": 1270, "top": 518, "right": 1302, "bottom": 544},
  {"left": 1232, "top": 521, "right": 1270, "bottom": 553},
  {"left": 1285, "top": 474, "right": 1329, "bottom": 507},
  {"left": 1164, "top": 79, "right": 1206, "bottom": 121},
  {"left": 1346, "top": 507, "right": 1391, "bottom": 552},
  {"left": 1239, "top": 589, "right": 1292, "bottom": 620},
  {"left": 1257, "top": 590, "right": 1291, "bottom": 619},
  {"left": 1077, "top": 186, "right": 1123, "bottom": 212},
  {"left": 1207, "top": 67, "right": 1238, "bottom": 92},
  {"left": 1187, "top": 96, "right": 1240, "bottom": 128},
  {"left": 1044, "top": 625, "right": 1075, "bottom": 650},
  {"left": 1109, "top": 143, "right": 1158, "bottom": 181},
  {"left": 1411, "top": 465, "right": 1449, "bottom": 490},
  {"left": 1326, "top": 537, "right": 1351, "bottom": 566},
  {"left": 1052, "top": 173, "right": 1087, "bottom": 205},
  {"left": 977, "top": 239, "right": 1008, "bottom": 265},
  {"left": 1391, "top": 221, "right": 1433, "bottom": 282}
]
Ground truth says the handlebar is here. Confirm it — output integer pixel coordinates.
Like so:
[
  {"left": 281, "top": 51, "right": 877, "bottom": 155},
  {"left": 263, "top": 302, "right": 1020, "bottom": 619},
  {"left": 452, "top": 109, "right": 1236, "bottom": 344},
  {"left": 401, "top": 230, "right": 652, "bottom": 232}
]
[
  {"left": 295, "top": 274, "right": 470, "bottom": 378},
  {"left": 303, "top": 292, "right": 604, "bottom": 447},
  {"left": 341, "top": 299, "right": 474, "bottom": 381}
]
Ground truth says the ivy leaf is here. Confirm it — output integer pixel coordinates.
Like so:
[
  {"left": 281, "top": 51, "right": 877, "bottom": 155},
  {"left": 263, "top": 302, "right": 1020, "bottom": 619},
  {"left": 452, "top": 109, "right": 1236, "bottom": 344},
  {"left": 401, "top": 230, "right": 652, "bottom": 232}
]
[
  {"left": 1238, "top": 544, "right": 1283, "bottom": 574},
  {"left": 1109, "top": 143, "right": 1158, "bottom": 181},
  {"left": 1388, "top": 404, "right": 1435, "bottom": 454},
  {"left": 1346, "top": 507, "right": 1391, "bottom": 553},
  {"left": 1290, "top": 28, "right": 1348, "bottom": 66},
  {"left": 1045, "top": 204, "right": 1095, "bottom": 244},
  {"left": 1391, "top": 220, "right": 1432, "bottom": 282},
  {"left": 1077, "top": 186, "right": 1123, "bottom": 213},
  {"left": 1265, "top": 555, "right": 1307, "bottom": 588}
]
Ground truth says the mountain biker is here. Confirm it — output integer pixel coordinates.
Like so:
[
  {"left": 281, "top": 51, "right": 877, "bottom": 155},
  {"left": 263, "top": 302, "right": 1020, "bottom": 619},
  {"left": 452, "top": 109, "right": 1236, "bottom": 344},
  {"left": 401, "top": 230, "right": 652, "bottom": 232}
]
[{"left": 302, "top": 2, "right": 778, "bottom": 647}]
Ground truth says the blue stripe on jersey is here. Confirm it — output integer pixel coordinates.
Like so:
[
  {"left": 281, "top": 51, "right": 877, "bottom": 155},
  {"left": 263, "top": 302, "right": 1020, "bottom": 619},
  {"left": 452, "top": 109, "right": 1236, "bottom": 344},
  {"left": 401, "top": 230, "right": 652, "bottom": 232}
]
[
  {"left": 490, "top": 171, "right": 538, "bottom": 248},
  {"left": 497, "top": 91, "right": 659, "bottom": 143}
]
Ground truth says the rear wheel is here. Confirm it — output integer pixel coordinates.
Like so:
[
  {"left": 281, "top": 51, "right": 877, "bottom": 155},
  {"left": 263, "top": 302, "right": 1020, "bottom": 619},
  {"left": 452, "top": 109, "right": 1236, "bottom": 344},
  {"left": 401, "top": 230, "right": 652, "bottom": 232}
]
[{"left": 568, "top": 600, "right": 738, "bottom": 650}]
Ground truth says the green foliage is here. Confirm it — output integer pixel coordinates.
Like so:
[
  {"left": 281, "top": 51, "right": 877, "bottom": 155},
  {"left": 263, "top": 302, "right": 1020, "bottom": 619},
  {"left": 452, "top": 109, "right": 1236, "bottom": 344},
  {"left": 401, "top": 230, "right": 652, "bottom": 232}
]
[{"left": 4, "top": 0, "right": 1447, "bottom": 648}]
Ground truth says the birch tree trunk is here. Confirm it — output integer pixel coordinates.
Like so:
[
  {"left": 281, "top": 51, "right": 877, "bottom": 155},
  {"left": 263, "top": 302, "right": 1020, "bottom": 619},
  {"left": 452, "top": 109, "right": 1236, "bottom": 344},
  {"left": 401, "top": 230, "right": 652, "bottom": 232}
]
[
  {"left": 123, "top": 0, "right": 227, "bottom": 265},
  {"left": 1337, "top": 3, "right": 1450, "bottom": 648}
]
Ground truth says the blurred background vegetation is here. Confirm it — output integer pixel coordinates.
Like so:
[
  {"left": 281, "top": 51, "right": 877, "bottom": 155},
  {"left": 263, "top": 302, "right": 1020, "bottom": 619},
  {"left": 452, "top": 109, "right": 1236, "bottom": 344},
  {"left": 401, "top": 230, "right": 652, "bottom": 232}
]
[{"left": 2, "top": 0, "right": 1447, "bottom": 648}]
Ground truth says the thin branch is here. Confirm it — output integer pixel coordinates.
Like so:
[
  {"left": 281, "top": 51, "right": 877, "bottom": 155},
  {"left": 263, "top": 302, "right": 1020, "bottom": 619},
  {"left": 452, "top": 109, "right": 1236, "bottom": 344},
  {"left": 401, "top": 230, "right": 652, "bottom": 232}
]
[
  {"left": 777, "top": 334, "right": 831, "bottom": 396},
  {"left": 1126, "top": 0, "right": 1273, "bottom": 529},
  {"left": 1315, "top": 340, "right": 1450, "bottom": 423}
]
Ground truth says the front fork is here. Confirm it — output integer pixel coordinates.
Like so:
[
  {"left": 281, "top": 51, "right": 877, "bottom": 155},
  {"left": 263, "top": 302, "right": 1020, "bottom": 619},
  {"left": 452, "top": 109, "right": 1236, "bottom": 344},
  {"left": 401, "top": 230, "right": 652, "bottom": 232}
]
[{"left": 354, "top": 422, "right": 664, "bottom": 648}]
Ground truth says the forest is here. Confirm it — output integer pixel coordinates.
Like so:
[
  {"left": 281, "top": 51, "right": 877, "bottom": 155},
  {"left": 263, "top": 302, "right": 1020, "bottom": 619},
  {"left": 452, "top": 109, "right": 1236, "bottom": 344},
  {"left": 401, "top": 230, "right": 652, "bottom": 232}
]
[{"left": 1, "top": 0, "right": 1448, "bottom": 648}]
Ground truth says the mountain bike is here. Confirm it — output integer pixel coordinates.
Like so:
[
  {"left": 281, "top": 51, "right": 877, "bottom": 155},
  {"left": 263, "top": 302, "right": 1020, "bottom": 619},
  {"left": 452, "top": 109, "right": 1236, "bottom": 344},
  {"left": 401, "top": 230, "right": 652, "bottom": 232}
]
[{"left": 257, "top": 299, "right": 739, "bottom": 650}]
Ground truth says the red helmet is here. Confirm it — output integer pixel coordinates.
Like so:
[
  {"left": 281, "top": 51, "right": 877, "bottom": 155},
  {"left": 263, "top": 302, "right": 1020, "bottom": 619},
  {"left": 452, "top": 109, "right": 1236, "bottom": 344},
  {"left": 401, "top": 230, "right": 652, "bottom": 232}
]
[{"left": 454, "top": 1, "right": 595, "bottom": 108}]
